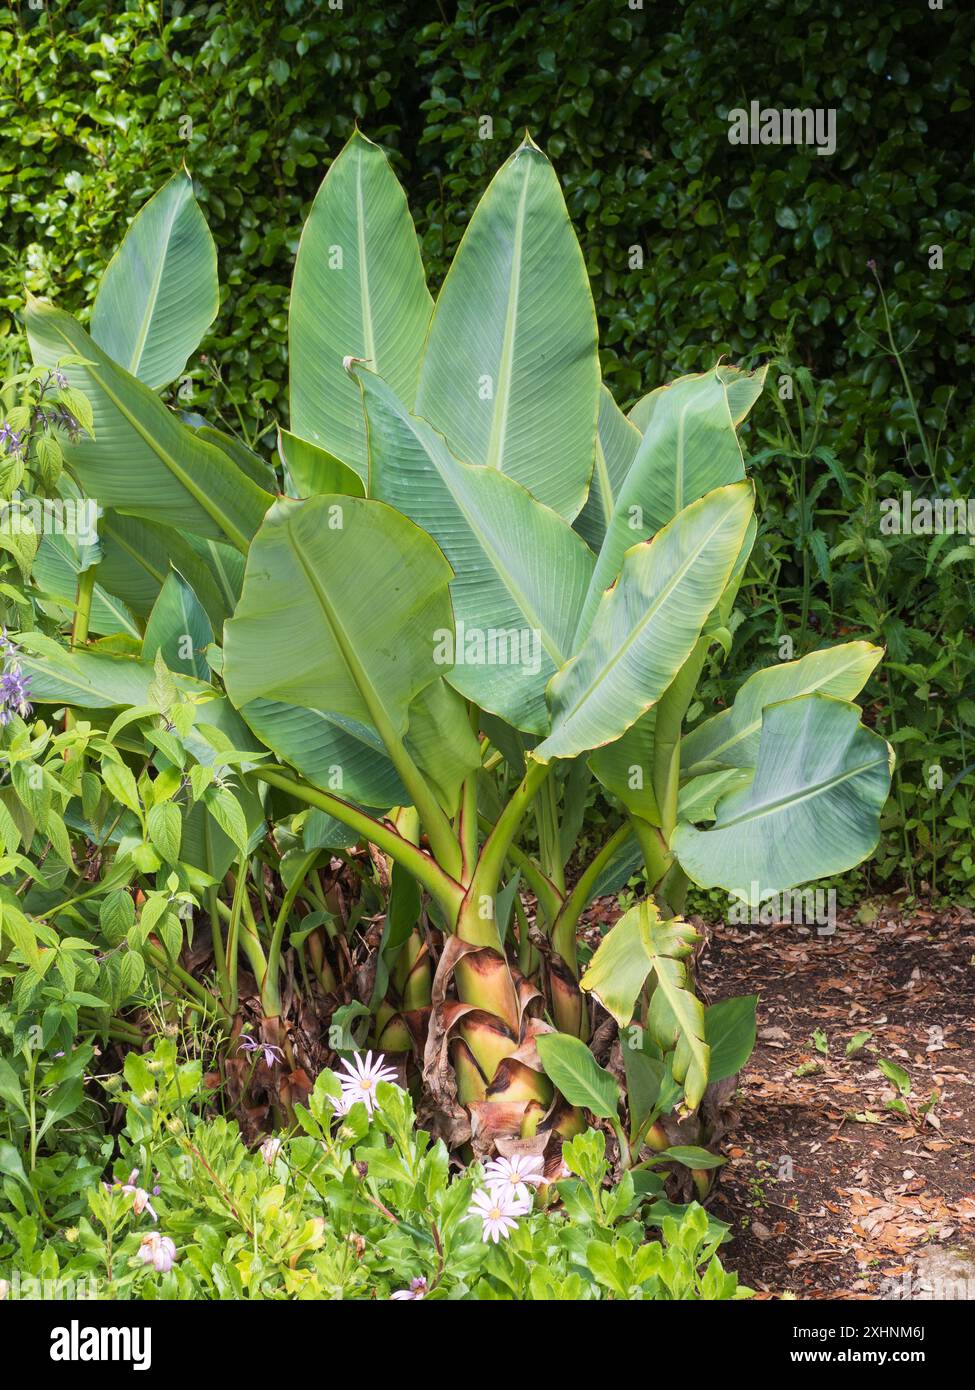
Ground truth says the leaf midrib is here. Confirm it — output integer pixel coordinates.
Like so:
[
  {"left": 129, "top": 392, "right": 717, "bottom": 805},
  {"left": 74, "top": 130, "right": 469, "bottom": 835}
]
[
  {"left": 484, "top": 156, "right": 531, "bottom": 474},
  {"left": 713, "top": 753, "right": 885, "bottom": 829}
]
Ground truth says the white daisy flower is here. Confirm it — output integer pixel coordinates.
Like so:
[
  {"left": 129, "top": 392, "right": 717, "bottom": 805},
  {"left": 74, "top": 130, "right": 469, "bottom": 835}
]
[
  {"left": 336, "top": 1051, "right": 398, "bottom": 1116},
  {"left": 483, "top": 1153, "right": 545, "bottom": 1206},
  {"left": 468, "top": 1186, "right": 527, "bottom": 1243}
]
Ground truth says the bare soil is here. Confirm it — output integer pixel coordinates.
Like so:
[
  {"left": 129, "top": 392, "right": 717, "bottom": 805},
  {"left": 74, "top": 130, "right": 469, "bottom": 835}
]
[{"left": 698, "top": 899, "right": 975, "bottom": 1298}]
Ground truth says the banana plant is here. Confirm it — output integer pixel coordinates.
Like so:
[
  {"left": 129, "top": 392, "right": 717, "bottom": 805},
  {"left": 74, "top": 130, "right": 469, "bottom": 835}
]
[{"left": 18, "top": 133, "right": 893, "bottom": 1161}]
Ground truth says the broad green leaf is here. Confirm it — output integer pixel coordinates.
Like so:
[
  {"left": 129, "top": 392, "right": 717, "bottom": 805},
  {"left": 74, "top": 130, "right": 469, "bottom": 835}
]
[
  {"left": 26, "top": 300, "right": 272, "bottom": 550},
  {"left": 182, "top": 781, "right": 264, "bottom": 881},
  {"left": 241, "top": 699, "right": 406, "bottom": 809},
  {"left": 31, "top": 530, "right": 140, "bottom": 639},
  {"left": 96, "top": 512, "right": 233, "bottom": 629},
  {"left": 289, "top": 130, "right": 432, "bottom": 477},
  {"left": 579, "top": 906, "right": 660, "bottom": 1028},
  {"left": 193, "top": 424, "right": 276, "bottom": 492},
  {"left": 186, "top": 535, "right": 245, "bottom": 617},
  {"left": 589, "top": 709, "right": 660, "bottom": 824},
  {"left": 672, "top": 694, "right": 894, "bottom": 904},
  {"left": 16, "top": 635, "right": 206, "bottom": 709},
  {"left": 415, "top": 136, "right": 600, "bottom": 520},
  {"left": 90, "top": 169, "right": 218, "bottom": 390},
  {"left": 580, "top": 900, "right": 708, "bottom": 1106},
  {"left": 223, "top": 495, "right": 454, "bottom": 743},
  {"left": 574, "top": 385, "right": 642, "bottom": 551},
  {"left": 704, "top": 995, "right": 758, "bottom": 1082},
  {"left": 535, "top": 1032, "right": 619, "bottom": 1119},
  {"left": 535, "top": 482, "right": 754, "bottom": 762},
  {"left": 621, "top": 1046, "right": 665, "bottom": 1133},
  {"left": 360, "top": 368, "right": 595, "bottom": 733},
  {"left": 400, "top": 678, "right": 481, "bottom": 816},
  {"left": 589, "top": 831, "right": 642, "bottom": 902},
  {"left": 680, "top": 641, "right": 884, "bottom": 777},
  {"left": 142, "top": 570, "right": 214, "bottom": 679},
  {"left": 278, "top": 428, "right": 364, "bottom": 499},
  {"left": 580, "top": 365, "right": 766, "bottom": 634}
]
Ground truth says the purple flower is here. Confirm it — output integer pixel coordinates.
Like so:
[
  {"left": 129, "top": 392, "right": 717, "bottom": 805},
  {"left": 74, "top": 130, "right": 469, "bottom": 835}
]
[
  {"left": 104, "top": 1168, "right": 158, "bottom": 1222},
  {"left": 138, "top": 1233, "right": 177, "bottom": 1273},
  {"left": 0, "top": 632, "right": 31, "bottom": 726},
  {"left": 236, "top": 1035, "right": 284, "bottom": 1068},
  {"left": 0, "top": 421, "right": 24, "bottom": 456},
  {"left": 391, "top": 1276, "right": 427, "bottom": 1301}
]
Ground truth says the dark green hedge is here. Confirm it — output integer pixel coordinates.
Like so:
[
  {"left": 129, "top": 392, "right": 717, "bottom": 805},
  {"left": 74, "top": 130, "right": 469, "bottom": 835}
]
[
  {"left": 2, "top": 0, "right": 973, "bottom": 896},
  {"left": 3, "top": 0, "right": 971, "bottom": 460}
]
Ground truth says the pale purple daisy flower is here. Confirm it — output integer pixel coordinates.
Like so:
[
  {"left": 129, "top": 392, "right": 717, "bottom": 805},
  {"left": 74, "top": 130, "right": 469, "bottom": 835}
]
[
  {"left": 138, "top": 1232, "right": 177, "bottom": 1273},
  {"left": 391, "top": 1276, "right": 427, "bottom": 1300},
  {"left": 236, "top": 1035, "right": 284, "bottom": 1068},
  {"left": 468, "top": 1186, "right": 528, "bottom": 1243}
]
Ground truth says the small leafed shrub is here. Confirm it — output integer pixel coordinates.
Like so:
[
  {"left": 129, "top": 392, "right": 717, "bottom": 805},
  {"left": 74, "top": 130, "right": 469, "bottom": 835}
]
[{"left": 1, "top": 1039, "right": 748, "bottom": 1301}]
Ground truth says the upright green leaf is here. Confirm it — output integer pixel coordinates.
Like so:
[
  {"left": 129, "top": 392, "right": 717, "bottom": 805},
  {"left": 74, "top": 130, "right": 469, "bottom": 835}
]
[
  {"left": 535, "top": 483, "right": 754, "bottom": 762},
  {"left": 90, "top": 169, "right": 218, "bottom": 390},
  {"left": 31, "top": 531, "right": 139, "bottom": 639},
  {"left": 26, "top": 301, "right": 272, "bottom": 550},
  {"left": 289, "top": 131, "right": 432, "bottom": 478},
  {"left": 96, "top": 512, "right": 233, "bottom": 629},
  {"left": 535, "top": 1033, "right": 619, "bottom": 1118},
  {"left": 360, "top": 369, "right": 595, "bottom": 734},
  {"left": 589, "top": 710, "right": 660, "bottom": 824},
  {"left": 579, "top": 365, "right": 766, "bottom": 635},
  {"left": 415, "top": 136, "right": 600, "bottom": 520},
  {"left": 580, "top": 901, "right": 708, "bottom": 1106},
  {"left": 672, "top": 694, "right": 894, "bottom": 904},
  {"left": 574, "top": 385, "right": 642, "bottom": 551},
  {"left": 278, "top": 428, "right": 364, "bottom": 499},
  {"left": 142, "top": 570, "right": 214, "bottom": 679},
  {"left": 704, "top": 995, "right": 758, "bottom": 1082},
  {"left": 240, "top": 700, "right": 406, "bottom": 809}
]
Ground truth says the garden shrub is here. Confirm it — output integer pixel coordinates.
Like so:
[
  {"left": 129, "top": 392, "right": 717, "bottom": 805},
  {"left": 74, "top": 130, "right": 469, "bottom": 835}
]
[{"left": 1, "top": 0, "right": 971, "bottom": 896}]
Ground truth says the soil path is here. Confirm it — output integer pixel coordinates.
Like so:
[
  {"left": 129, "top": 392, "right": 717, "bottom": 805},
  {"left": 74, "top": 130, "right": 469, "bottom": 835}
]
[{"left": 699, "top": 900, "right": 975, "bottom": 1298}]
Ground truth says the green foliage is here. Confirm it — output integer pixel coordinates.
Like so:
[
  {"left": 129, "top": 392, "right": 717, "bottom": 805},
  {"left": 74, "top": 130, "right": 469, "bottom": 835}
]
[
  {"left": 1, "top": 0, "right": 968, "bottom": 897},
  {"left": 0, "top": 1039, "right": 748, "bottom": 1300}
]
